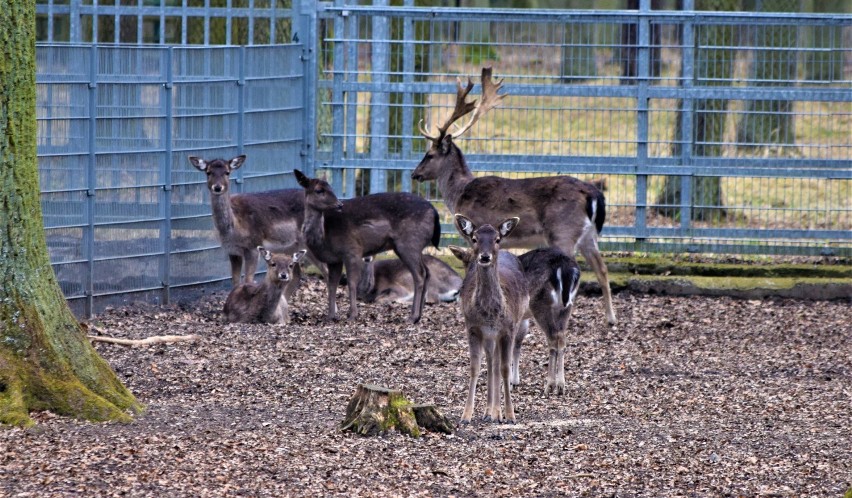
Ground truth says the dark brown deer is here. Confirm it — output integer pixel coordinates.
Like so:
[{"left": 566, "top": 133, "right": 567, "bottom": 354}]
[
  {"left": 357, "top": 255, "right": 462, "bottom": 304},
  {"left": 223, "top": 247, "right": 306, "bottom": 324},
  {"left": 293, "top": 170, "right": 440, "bottom": 324},
  {"left": 188, "top": 155, "right": 322, "bottom": 286},
  {"left": 411, "top": 67, "right": 617, "bottom": 325},
  {"left": 516, "top": 247, "right": 581, "bottom": 395},
  {"left": 448, "top": 214, "right": 529, "bottom": 424}
]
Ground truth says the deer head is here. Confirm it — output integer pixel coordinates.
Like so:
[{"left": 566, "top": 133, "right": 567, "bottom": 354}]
[
  {"left": 294, "top": 170, "right": 343, "bottom": 213},
  {"left": 258, "top": 246, "right": 306, "bottom": 285},
  {"left": 412, "top": 67, "right": 505, "bottom": 182},
  {"left": 188, "top": 155, "right": 246, "bottom": 196},
  {"left": 454, "top": 214, "right": 519, "bottom": 267}
]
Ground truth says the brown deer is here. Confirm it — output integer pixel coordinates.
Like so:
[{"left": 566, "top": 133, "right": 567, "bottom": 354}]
[
  {"left": 293, "top": 170, "right": 441, "bottom": 324},
  {"left": 357, "top": 254, "right": 462, "bottom": 304},
  {"left": 516, "top": 247, "right": 581, "bottom": 395},
  {"left": 448, "top": 214, "right": 529, "bottom": 424},
  {"left": 223, "top": 247, "right": 306, "bottom": 324},
  {"left": 188, "top": 155, "right": 322, "bottom": 286},
  {"left": 411, "top": 67, "right": 617, "bottom": 325}
]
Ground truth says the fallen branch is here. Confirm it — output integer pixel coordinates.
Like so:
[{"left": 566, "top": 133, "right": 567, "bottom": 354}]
[{"left": 88, "top": 334, "right": 200, "bottom": 346}]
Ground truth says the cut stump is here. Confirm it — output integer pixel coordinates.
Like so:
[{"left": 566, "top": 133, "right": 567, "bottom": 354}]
[
  {"left": 412, "top": 404, "right": 454, "bottom": 434},
  {"left": 341, "top": 384, "right": 421, "bottom": 437}
]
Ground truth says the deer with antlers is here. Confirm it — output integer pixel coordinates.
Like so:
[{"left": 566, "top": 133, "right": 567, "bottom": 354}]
[{"left": 411, "top": 67, "right": 616, "bottom": 325}]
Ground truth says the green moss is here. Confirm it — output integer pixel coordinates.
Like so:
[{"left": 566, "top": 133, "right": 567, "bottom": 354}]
[{"left": 384, "top": 392, "right": 420, "bottom": 438}]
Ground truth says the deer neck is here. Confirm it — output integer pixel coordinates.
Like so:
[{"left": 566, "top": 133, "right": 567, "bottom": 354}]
[
  {"left": 210, "top": 193, "right": 235, "bottom": 236},
  {"left": 302, "top": 207, "right": 326, "bottom": 250},
  {"left": 470, "top": 263, "right": 505, "bottom": 319},
  {"left": 438, "top": 151, "right": 474, "bottom": 214}
]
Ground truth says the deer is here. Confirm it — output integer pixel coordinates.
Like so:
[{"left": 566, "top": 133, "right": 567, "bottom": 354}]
[
  {"left": 411, "top": 67, "right": 617, "bottom": 325},
  {"left": 448, "top": 214, "right": 529, "bottom": 424},
  {"left": 223, "top": 247, "right": 306, "bottom": 324},
  {"left": 516, "top": 247, "right": 582, "bottom": 395},
  {"left": 293, "top": 169, "right": 441, "bottom": 324},
  {"left": 357, "top": 254, "right": 462, "bottom": 304},
  {"left": 188, "top": 155, "right": 323, "bottom": 287}
]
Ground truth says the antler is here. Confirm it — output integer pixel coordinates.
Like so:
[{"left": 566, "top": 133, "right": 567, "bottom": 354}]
[
  {"left": 419, "top": 67, "right": 506, "bottom": 143},
  {"left": 450, "top": 67, "right": 506, "bottom": 139},
  {"left": 419, "top": 77, "right": 476, "bottom": 142}
]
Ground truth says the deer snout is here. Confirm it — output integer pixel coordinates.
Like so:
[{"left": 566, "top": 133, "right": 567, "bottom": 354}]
[
  {"left": 334, "top": 201, "right": 343, "bottom": 211},
  {"left": 411, "top": 171, "right": 422, "bottom": 181},
  {"left": 211, "top": 184, "right": 225, "bottom": 194},
  {"left": 477, "top": 253, "right": 493, "bottom": 265},
  {"left": 277, "top": 271, "right": 290, "bottom": 281}
]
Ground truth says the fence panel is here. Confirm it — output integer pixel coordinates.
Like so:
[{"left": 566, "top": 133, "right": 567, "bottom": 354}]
[
  {"left": 317, "top": 4, "right": 851, "bottom": 257},
  {"left": 37, "top": 44, "right": 307, "bottom": 316}
]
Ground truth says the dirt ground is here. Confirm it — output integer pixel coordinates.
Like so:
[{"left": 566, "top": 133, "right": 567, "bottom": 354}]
[{"left": 1, "top": 277, "right": 850, "bottom": 497}]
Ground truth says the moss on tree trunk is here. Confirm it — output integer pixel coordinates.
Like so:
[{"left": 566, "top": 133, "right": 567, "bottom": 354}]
[{"left": 0, "top": 0, "right": 143, "bottom": 427}]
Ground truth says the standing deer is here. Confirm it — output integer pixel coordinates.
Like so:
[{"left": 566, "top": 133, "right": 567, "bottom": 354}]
[
  {"left": 448, "top": 214, "right": 529, "bottom": 424},
  {"left": 411, "top": 67, "right": 617, "bottom": 325},
  {"left": 516, "top": 247, "right": 581, "bottom": 395},
  {"left": 293, "top": 170, "right": 440, "bottom": 324},
  {"left": 188, "top": 155, "right": 322, "bottom": 286},
  {"left": 357, "top": 254, "right": 462, "bottom": 304},
  {"left": 223, "top": 247, "right": 306, "bottom": 324}
]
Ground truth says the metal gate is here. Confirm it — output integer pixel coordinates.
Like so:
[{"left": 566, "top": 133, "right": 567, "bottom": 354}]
[{"left": 35, "top": 0, "right": 852, "bottom": 316}]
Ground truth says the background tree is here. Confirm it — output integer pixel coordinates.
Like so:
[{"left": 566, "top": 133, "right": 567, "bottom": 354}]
[
  {"left": 0, "top": 0, "right": 143, "bottom": 427},
  {"left": 655, "top": 0, "right": 738, "bottom": 222}
]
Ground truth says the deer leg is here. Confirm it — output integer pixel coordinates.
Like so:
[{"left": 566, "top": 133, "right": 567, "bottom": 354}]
[
  {"left": 483, "top": 336, "right": 500, "bottom": 422},
  {"left": 578, "top": 236, "right": 617, "bottom": 326},
  {"left": 243, "top": 247, "right": 260, "bottom": 284},
  {"left": 324, "top": 263, "right": 344, "bottom": 321},
  {"left": 462, "top": 331, "right": 483, "bottom": 424},
  {"left": 499, "top": 332, "right": 516, "bottom": 424},
  {"left": 554, "top": 338, "right": 566, "bottom": 395},
  {"left": 228, "top": 254, "right": 243, "bottom": 286},
  {"left": 397, "top": 252, "right": 428, "bottom": 324},
  {"left": 344, "top": 257, "right": 362, "bottom": 321},
  {"left": 511, "top": 319, "right": 529, "bottom": 387}
]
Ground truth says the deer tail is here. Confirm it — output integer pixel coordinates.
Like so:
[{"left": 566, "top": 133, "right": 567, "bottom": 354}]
[
  {"left": 431, "top": 208, "right": 442, "bottom": 248},
  {"left": 549, "top": 258, "right": 581, "bottom": 308},
  {"left": 586, "top": 190, "right": 606, "bottom": 234}
]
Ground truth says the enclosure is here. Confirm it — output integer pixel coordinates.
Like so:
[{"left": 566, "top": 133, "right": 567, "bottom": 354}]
[{"left": 33, "top": 0, "right": 852, "bottom": 316}]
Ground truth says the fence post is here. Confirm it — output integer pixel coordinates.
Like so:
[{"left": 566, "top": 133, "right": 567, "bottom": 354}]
[
  {"left": 235, "top": 45, "right": 246, "bottom": 194},
  {"left": 634, "top": 0, "right": 652, "bottom": 241},
  {"left": 84, "top": 45, "right": 97, "bottom": 317},
  {"left": 331, "top": 0, "right": 346, "bottom": 194},
  {"left": 160, "top": 47, "right": 174, "bottom": 306},
  {"left": 369, "top": 0, "right": 390, "bottom": 194},
  {"left": 299, "top": 0, "right": 319, "bottom": 177},
  {"left": 400, "top": 0, "right": 414, "bottom": 193},
  {"left": 679, "top": 0, "right": 695, "bottom": 231}
]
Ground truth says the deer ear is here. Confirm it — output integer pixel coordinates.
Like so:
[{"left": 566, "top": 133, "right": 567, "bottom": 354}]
[
  {"left": 448, "top": 245, "right": 471, "bottom": 264},
  {"left": 292, "top": 249, "right": 307, "bottom": 262},
  {"left": 454, "top": 214, "right": 475, "bottom": 238},
  {"left": 257, "top": 246, "right": 272, "bottom": 261},
  {"left": 498, "top": 217, "right": 520, "bottom": 238},
  {"left": 439, "top": 134, "right": 453, "bottom": 155},
  {"left": 188, "top": 156, "right": 207, "bottom": 172},
  {"left": 230, "top": 155, "right": 246, "bottom": 171},
  {"left": 294, "top": 169, "right": 311, "bottom": 188}
]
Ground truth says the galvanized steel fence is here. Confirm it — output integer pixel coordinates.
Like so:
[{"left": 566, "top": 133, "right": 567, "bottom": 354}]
[{"left": 35, "top": 0, "right": 851, "bottom": 316}]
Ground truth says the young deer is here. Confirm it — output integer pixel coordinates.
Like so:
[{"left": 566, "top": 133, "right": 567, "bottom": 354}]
[
  {"left": 449, "top": 214, "right": 529, "bottom": 424},
  {"left": 516, "top": 248, "right": 581, "bottom": 395},
  {"left": 357, "top": 254, "right": 462, "bottom": 304},
  {"left": 411, "top": 67, "right": 616, "bottom": 325},
  {"left": 223, "top": 247, "right": 306, "bottom": 324},
  {"left": 293, "top": 170, "right": 440, "bottom": 324},
  {"left": 188, "top": 155, "right": 320, "bottom": 286}
]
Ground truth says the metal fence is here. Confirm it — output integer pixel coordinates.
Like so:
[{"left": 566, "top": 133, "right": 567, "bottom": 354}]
[{"left": 35, "top": 0, "right": 851, "bottom": 316}]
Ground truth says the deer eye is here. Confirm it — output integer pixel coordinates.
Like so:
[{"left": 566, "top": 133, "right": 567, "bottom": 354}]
[{"left": 269, "top": 262, "right": 276, "bottom": 267}]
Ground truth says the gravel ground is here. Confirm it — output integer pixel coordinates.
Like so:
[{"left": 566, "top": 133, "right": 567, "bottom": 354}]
[{"left": 1, "top": 277, "right": 850, "bottom": 497}]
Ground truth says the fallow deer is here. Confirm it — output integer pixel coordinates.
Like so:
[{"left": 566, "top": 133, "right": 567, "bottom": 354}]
[
  {"left": 449, "top": 214, "right": 529, "bottom": 424},
  {"left": 188, "top": 155, "right": 322, "bottom": 286},
  {"left": 411, "top": 67, "right": 617, "bottom": 325},
  {"left": 223, "top": 247, "right": 306, "bottom": 324},
  {"left": 516, "top": 247, "right": 581, "bottom": 395},
  {"left": 357, "top": 254, "right": 462, "bottom": 304},
  {"left": 293, "top": 170, "right": 441, "bottom": 324}
]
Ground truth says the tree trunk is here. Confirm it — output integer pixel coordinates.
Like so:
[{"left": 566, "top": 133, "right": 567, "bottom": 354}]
[
  {"left": 412, "top": 404, "right": 455, "bottom": 434},
  {"left": 655, "top": 0, "right": 737, "bottom": 222},
  {"left": 341, "top": 384, "right": 421, "bottom": 437},
  {"left": 735, "top": 0, "right": 798, "bottom": 152},
  {"left": 0, "top": 0, "right": 143, "bottom": 427}
]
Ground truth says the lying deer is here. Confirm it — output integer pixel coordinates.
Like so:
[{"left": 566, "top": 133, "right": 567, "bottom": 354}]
[
  {"left": 223, "top": 247, "right": 306, "bottom": 324},
  {"left": 411, "top": 67, "right": 617, "bottom": 325},
  {"left": 517, "top": 248, "right": 581, "bottom": 395},
  {"left": 188, "top": 155, "right": 321, "bottom": 286},
  {"left": 357, "top": 254, "right": 462, "bottom": 304},
  {"left": 449, "top": 214, "right": 529, "bottom": 424},
  {"left": 293, "top": 170, "right": 440, "bottom": 324}
]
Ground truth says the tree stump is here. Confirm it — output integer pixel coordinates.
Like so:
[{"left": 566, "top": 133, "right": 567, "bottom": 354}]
[
  {"left": 341, "top": 384, "right": 421, "bottom": 437},
  {"left": 412, "top": 404, "right": 454, "bottom": 435}
]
